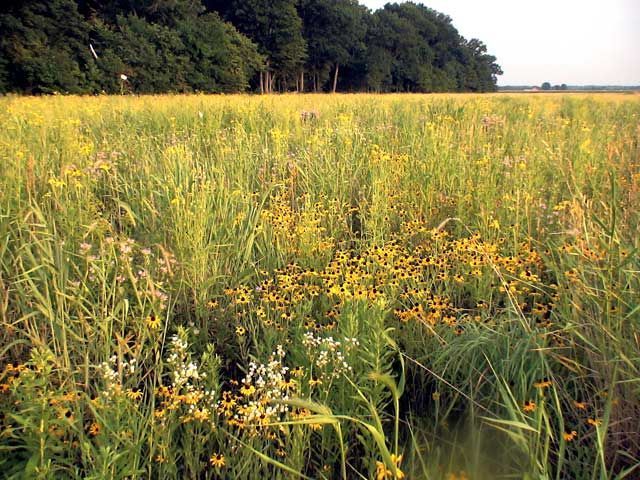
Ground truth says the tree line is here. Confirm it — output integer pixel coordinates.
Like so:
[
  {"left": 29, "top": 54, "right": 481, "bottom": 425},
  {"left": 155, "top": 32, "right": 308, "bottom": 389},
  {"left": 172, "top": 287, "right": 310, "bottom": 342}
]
[{"left": 0, "top": 0, "right": 502, "bottom": 94}]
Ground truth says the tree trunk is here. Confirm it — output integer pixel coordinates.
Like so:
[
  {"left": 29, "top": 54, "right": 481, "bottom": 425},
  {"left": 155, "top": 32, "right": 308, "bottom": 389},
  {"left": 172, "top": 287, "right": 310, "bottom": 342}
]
[
  {"left": 300, "top": 71, "right": 304, "bottom": 93},
  {"left": 269, "top": 72, "right": 276, "bottom": 94},
  {"left": 260, "top": 71, "right": 264, "bottom": 94},
  {"left": 332, "top": 63, "right": 339, "bottom": 93}
]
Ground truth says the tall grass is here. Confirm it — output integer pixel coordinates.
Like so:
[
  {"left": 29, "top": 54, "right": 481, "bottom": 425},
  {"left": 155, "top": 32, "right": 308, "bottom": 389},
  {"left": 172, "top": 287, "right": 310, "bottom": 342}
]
[{"left": 1, "top": 93, "right": 639, "bottom": 479}]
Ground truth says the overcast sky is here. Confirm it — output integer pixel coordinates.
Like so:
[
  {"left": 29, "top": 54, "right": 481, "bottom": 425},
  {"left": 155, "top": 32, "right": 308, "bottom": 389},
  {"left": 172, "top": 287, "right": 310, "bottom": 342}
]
[{"left": 361, "top": 0, "right": 640, "bottom": 85}]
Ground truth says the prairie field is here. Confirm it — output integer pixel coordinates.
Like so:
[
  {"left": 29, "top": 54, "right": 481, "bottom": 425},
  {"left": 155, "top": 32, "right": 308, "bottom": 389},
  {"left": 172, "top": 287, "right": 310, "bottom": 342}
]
[{"left": 1, "top": 93, "right": 639, "bottom": 479}]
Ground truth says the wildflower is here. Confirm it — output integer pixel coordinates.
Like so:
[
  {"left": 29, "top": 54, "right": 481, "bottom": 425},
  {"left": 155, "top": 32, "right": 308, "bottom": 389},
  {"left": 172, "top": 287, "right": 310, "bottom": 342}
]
[
  {"left": 191, "top": 407, "right": 211, "bottom": 422},
  {"left": 88, "top": 422, "right": 100, "bottom": 436},
  {"left": 219, "top": 392, "right": 236, "bottom": 411},
  {"left": 587, "top": 418, "right": 602, "bottom": 427},
  {"left": 533, "top": 378, "right": 552, "bottom": 389},
  {"left": 235, "top": 326, "right": 246, "bottom": 336},
  {"left": 210, "top": 453, "right": 225, "bottom": 468},
  {"left": 146, "top": 314, "right": 161, "bottom": 330},
  {"left": 375, "top": 453, "right": 405, "bottom": 479},
  {"left": 523, "top": 400, "right": 536, "bottom": 413},
  {"left": 156, "top": 386, "right": 172, "bottom": 397},
  {"left": 279, "top": 378, "right": 296, "bottom": 391},
  {"left": 239, "top": 383, "right": 256, "bottom": 396},
  {"left": 564, "top": 269, "right": 579, "bottom": 281},
  {"left": 60, "top": 409, "right": 74, "bottom": 421},
  {"left": 125, "top": 388, "right": 143, "bottom": 401},
  {"left": 309, "top": 377, "right": 323, "bottom": 388},
  {"left": 573, "top": 400, "right": 587, "bottom": 410},
  {"left": 563, "top": 430, "right": 577, "bottom": 441}
]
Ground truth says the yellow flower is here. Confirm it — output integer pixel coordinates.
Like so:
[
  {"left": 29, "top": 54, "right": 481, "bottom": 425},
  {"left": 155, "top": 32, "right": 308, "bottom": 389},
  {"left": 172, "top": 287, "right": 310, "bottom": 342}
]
[
  {"left": 375, "top": 461, "right": 389, "bottom": 479},
  {"left": 209, "top": 453, "right": 225, "bottom": 468},
  {"left": 563, "top": 430, "right": 577, "bottom": 441},
  {"left": 219, "top": 392, "right": 236, "bottom": 412},
  {"left": 533, "top": 378, "right": 552, "bottom": 389},
  {"left": 125, "top": 388, "right": 143, "bottom": 401},
  {"left": 192, "top": 407, "right": 211, "bottom": 422},
  {"left": 523, "top": 400, "right": 536, "bottom": 413},
  {"left": 235, "top": 326, "right": 246, "bottom": 336},
  {"left": 146, "top": 314, "right": 161, "bottom": 330},
  {"left": 573, "top": 400, "right": 587, "bottom": 410},
  {"left": 239, "top": 383, "right": 255, "bottom": 396},
  {"left": 309, "top": 377, "right": 323, "bottom": 388},
  {"left": 279, "top": 378, "right": 297, "bottom": 391},
  {"left": 88, "top": 422, "right": 100, "bottom": 436},
  {"left": 48, "top": 177, "right": 65, "bottom": 188},
  {"left": 60, "top": 409, "right": 74, "bottom": 422},
  {"left": 375, "top": 454, "right": 405, "bottom": 479}
]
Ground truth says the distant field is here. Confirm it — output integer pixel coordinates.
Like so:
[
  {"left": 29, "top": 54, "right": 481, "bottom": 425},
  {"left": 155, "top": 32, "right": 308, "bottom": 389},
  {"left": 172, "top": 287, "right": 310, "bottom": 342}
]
[{"left": 1, "top": 93, "right": 639, "bottom": 479}]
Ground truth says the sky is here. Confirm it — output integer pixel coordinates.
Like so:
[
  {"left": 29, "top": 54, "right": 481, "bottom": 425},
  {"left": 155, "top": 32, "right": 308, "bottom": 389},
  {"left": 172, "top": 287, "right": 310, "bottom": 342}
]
[{"left": 361, "top": 0, "right": 640, "bottom": 86}]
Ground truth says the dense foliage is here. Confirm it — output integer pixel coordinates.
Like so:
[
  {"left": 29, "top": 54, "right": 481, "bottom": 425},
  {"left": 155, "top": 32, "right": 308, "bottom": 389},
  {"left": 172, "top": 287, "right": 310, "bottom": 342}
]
[{"left": 0, "top": 0, "right": 502, "bottom": 93}]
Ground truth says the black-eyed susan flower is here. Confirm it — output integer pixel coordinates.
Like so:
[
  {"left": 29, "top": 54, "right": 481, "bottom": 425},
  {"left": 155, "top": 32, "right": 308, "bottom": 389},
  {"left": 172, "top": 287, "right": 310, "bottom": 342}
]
[
  {"left": 145, "top": 314, "right": 161, "bottom": 330},
  {"left": 239, "top": 383, "right": 255, "bottom": 396},
  {"left": 88, "top": 422, "right": 100, "bottom": 436},
  {"left": 125, "top": 388, "right": 143, "bottom": 401},
  {"left": 587, "top": 418, "right": 602, "bottom": 427},
  {"left": 375, "top": 453, "right": 405, "bottom": 480},
  {"left": 309, "top": 377, "right": 322, "bottom": 388},
  {"left": 573, "top": 400, "right": 587, "bottom": 410},
  {"left": 279, "top": 378, "right": 296, "bottom": 391},
  {"left": 533, "top": 378, "right": 552, "bottom": 389},
  {"left": 209, "top": 453, "right": 225, "bottom": 468}
]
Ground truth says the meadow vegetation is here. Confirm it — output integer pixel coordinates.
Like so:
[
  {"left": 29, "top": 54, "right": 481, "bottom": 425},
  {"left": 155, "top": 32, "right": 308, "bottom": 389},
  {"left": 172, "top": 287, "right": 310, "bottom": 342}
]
[{"left": 0, "top": 93, "right": 639, "bottom": 479}]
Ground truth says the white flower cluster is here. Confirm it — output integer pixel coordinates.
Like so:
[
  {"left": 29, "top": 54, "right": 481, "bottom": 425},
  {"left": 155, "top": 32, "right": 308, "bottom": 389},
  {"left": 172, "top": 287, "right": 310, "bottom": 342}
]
[
  {"left": 167, "top": 334, "right": 204, "bottom": 390},
  {"left": 236, "top": 345, "right": 292, "bottom": 425},
  {"left": 302, "top": 332, "right": 359, "bottom": 380},
  {"left": 98, "top": 354, "right": 136, "bottom": 398}
]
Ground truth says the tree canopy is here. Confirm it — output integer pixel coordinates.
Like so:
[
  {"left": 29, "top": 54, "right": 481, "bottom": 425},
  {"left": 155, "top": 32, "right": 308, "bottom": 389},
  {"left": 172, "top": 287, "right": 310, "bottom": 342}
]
[{"left": 0, "top": 0, "right": 502, "bottom": 94}]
